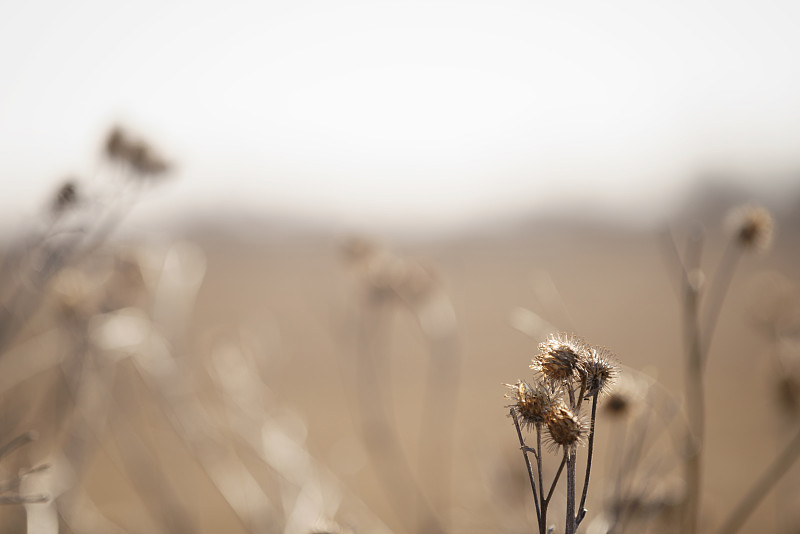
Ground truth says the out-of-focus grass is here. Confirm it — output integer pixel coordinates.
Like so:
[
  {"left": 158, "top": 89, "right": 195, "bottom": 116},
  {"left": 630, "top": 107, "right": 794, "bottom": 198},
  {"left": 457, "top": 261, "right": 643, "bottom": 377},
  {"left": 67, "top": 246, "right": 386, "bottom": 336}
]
[{"left": 2, "top": 127, "right": 800, "bottom": 533}]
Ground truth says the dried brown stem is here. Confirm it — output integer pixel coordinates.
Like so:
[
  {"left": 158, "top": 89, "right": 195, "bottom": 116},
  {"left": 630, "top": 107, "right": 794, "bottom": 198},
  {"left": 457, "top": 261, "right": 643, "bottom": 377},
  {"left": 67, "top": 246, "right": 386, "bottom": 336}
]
[
  {"left": 511, "top": 408, "right": 541, "bottom": 524},
  {"left": 681, "top": 227, "right": 704, "bottom": 534},
  {"left": 541, "top": 450, "right": 568, "bottom": 534},
  {"left": 701, "top": 241, "right": 741, "bottom": 365},
  {"left": 566, "top": 445, "right": 577, "bottom": 534},
  {"left": 576, "top": 393, "right": 599, "bottom": 527}
]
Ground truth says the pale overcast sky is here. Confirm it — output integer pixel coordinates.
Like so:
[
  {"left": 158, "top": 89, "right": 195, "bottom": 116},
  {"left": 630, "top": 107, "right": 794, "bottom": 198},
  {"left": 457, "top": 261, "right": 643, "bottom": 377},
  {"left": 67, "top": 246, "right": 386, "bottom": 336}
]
[{"left": 2, "top": 0, "right": 800, "bottom": 234}]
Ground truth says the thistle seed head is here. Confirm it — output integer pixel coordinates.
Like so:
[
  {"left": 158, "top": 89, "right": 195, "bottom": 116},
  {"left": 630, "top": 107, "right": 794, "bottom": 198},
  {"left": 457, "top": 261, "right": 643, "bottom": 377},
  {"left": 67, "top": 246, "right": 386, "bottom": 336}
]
[
  {"left": 505, "top": 380, "right": 557, "bottom": 430},
  {"left": 545, "top": 403, "right": 587, "bottom": 449},
  {"left": 581, "top": 346, "right": 619, "bottom": 398},
  {"left": 601, "top": 373, "right": 644, "bottom": 419},
  {"left": 726, "top": 204, "right": 775, "bottom": 252},
  {"left": 52, "top": 180, "right": 78, "bottom": 214},
  {"left": 103, "top": 125, "right": 170, "bottom": 178},
  {"left": 127, "top": 140, "right": 170, "bottom": 177},
  {"left": 532, "top": 333, "right": 588, "bottom": 386},
  {"left": 105, "top": 126, "right": 128, "bottom": 161},
  {"left": 603, "top": 391, "right": 630, "bottom": 418}
]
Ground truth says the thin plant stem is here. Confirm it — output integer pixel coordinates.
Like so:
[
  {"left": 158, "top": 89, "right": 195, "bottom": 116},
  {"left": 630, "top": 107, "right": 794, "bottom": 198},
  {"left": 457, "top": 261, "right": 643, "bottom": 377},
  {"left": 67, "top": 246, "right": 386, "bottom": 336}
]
[
  {"left": 576, "top": 393, "right": 599, "bottom": 527},
  {"left": 614, "top": 404, "right": 654, "bottom": 534},
  {"left": 511, "top": 408, "right": 541, "bottom": 524},
  {"left": 355, "top": 299, "right": 445, "bottom": 534},
  {"left": 684, "top": 283, "right": 704, "bottom": 534},
  {"left": 682, "top": 228, "right": 704, "bottom": 534},
  {"left": 542, "top": 451, "right": 568, "bottom": 534},
  {"left": 714, "top": 426, "right": 800, "bottom": 534},
  {"left": 574, "top": 382, "right": 587, "bottom": 412},
  {"left": 700, "top": 240, "right": 741, "bottom": 366},
  {"left": 0, "top": 432, "right": 36, "bottom": 461},
  {"left": 0, "top": 495, "right": 48, "bottom": 504},
  {"left": 564, "top": 381, "right": 584, "bottom": 534},
  {"left": 565, "top": 445, "right": 577, "bottom": 534},
  {"left": 537, "top": 424, "right": 545, "bottom": 532},
  {"left": 607, "top": 417, "right": 629, "bottom": 532},
  {"left": 418, "top": 332, "right": 460, "bottom": 530},
  {"left": 659, "top": 226, "right": 690, "bottom": 299}
]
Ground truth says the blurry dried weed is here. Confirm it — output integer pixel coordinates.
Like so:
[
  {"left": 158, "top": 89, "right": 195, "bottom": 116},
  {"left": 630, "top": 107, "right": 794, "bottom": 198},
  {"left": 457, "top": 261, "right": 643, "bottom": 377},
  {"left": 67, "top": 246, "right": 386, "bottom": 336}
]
[
  {"left": 742, "top": 270, "right": 800, "bottom": 531},
  {"left": 505, "top": 332, "right": 619, "bottom": 534},
  {"left": 725, "top": 204, "right": 775, "bottom": 252},
  {"left": 0, "top": 125, "right": 177, "bottom": 530},
  {"left": 0, "top": 433, "right": 49, "bottom": 506},
  {"left": 50, "top": 180, "right": 79, "bottom": 216},
  {"left": 501, "top": 201, "right": 792, "bottom": 534},
  {"left": 589, "top": 370, "right": 685, "bottom": 534},
  {"left": 104, "top": 125, "right": 170, "bottom": 179},
  {"left": 1, "top": 227, "right": 391, "bottom": 533},
  {"left": 0, "top": 127, "right": 400, "bottom": 534},
  {"left": 0, "top": 125, "right": 172, "bottom": 355},
  {"left": 208, "top": 338, "right": 391, "bottom": 534},
  {"left": 660, "top": 203, "right": 800, "bottom": 534},
  {"left": 340, "top": 236, "right": 459, "bottom": 534}
]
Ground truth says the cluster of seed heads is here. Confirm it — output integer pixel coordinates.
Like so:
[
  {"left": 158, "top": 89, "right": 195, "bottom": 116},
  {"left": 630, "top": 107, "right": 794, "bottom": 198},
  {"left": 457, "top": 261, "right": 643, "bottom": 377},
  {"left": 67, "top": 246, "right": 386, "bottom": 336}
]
[
  {"left": 105, "top": 126, "right": 170, "bottom": 177},
  {"left": 48, "top": 126, "right": 171, "bottom": 217},
  {"left": 507, "top": 333, "right": 618, "bottom": 449}
]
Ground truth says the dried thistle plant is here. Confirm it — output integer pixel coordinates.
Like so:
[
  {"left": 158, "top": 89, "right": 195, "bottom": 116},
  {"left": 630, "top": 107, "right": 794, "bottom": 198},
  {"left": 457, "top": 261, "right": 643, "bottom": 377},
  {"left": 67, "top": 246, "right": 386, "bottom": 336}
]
[
  {"left": 0, "top": 125, "right": 178, "bottom": 532},
  {"left": 725, "top": 204, "right": 775, "bottom": 252},
  {"left": 0, "top": 125, "right": 172, "bottom": 356},
  {"left": 104, "top": 125, "right": 171, "bottom": 180},
  {"left": 340, "top": 237, "right": 460, "bottom": 534},
  {"left": 506, "top": 332, "right": 619, "bottom": 534},
  {"left": 661, "top": 203, "right": 800, "bottom": 534},
  {"left": 589, "top": 370, "right": 685, "bottom": 534}
]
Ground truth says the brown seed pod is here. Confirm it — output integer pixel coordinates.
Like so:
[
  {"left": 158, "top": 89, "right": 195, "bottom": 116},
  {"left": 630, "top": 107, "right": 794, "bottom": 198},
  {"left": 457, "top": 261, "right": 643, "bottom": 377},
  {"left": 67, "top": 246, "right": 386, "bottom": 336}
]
[
  {"left": 580, "top": 346, "right": 619, "bottom": 398},
  {"left": 532, "top": 333, "right": 588, "bottom": 386},
  {"left": 726, "top": 204, "right": 775, "bottom": 252},
  {"left": 545, "top": 403, "right": 587, "bottom": 449},
  {"left": 505, "top": 380, "right": 558, "bottom": 430}
]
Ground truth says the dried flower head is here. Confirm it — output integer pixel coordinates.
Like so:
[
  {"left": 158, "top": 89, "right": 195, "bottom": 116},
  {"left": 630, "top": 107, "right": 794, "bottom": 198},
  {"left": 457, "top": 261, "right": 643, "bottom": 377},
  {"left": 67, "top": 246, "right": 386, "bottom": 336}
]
[
  {"left": 505, "top": 380, "right": 557, "bottom": 430},
  {"left": 52, "top": 180, "right": 79, "bottom": 214},
  {"left": 603, "top": 391, "right": 630, "bottom": 418},
  {"left": 726, "top": 204, "right": 775, "bottom": 252},
  {"left": 104, "top": 125, "right": 170, "bottom": 178},
  {"left": 545, "top": 402, "right": 587, "bottom": 449},
  {"left": 532, "top": 333, "right": 587, "bottom": 385},
  {"left": 127, "top": 140, "right": 170, "bottom": 177},
  {"left": 581, "top": 346, "right": 619, "bottom": 397},
  {"left": 105, "top": 126, "right": 128, "bottom": 161},
  {"left": 601, "top": 373, "right": 645, "bottom": 419}
]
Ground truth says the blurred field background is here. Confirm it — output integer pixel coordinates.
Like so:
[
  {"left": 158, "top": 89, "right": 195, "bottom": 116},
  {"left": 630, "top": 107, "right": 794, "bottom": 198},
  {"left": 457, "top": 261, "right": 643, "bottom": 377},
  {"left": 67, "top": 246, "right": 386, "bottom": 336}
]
[
  {"left": 3, "top": 1, "right": 800, "bottom": 533},
  {"left": 0, "top": 183, "right": 798, "bottom": 533},
  {"left": 187, "top": 197, "right": 800, "bottom": 533}
]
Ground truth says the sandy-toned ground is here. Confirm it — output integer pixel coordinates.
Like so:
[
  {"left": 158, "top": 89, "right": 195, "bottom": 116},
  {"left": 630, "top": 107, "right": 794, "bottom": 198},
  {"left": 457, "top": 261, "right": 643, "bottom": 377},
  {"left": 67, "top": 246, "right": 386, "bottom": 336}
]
[
  {"left": 0, "top": 202, "right": 798, "bottom": 533},
  {"left": 179, "top": 208, "right": 799, "bottom": 532}
]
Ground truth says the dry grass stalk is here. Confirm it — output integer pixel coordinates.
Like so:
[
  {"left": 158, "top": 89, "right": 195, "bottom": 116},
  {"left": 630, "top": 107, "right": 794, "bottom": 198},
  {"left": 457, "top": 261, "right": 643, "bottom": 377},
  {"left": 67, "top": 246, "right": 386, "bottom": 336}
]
[
  {"left": 342, "top": 237, "right": 459, "bottom": 533},
  {"left": 659, "top": 203, "right": 800, "bottom": 533}
]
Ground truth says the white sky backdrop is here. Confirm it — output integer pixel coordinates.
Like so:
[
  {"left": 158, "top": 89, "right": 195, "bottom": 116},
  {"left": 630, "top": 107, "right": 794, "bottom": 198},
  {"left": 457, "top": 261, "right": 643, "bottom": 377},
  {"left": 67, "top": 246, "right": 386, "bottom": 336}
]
[{"left": 2, "top": 0, "right": 800, "bottom": 234}]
